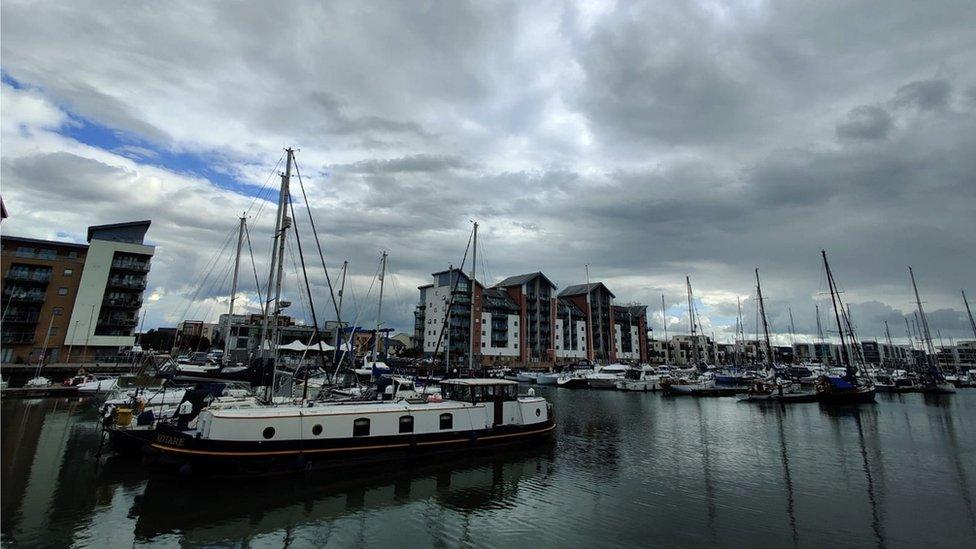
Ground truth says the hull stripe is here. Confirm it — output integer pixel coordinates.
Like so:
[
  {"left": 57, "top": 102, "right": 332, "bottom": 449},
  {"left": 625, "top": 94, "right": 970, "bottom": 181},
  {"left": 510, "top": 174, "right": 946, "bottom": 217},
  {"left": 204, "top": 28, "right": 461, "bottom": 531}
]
[{"left": 150, "top": 423, "right": 554, "bottom": 457}]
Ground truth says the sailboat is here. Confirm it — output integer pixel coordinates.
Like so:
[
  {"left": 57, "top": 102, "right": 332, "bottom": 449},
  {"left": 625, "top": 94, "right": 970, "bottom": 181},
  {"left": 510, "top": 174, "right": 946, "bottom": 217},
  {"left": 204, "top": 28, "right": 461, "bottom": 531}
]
[
  {"left": 909, "top": 267, "right": 955, "bottom": 394},
  {"left": 743, "top": 269, "right": 818, "bottom": 403},
  {"left": 149, "top": 150, "right": 555, "bottom": 473},
  {"left": 661, "top": 277, "right": 739, "bottom": 396},
  {"left": 814, "top": 251, "right": 875, "bottom": 404}
]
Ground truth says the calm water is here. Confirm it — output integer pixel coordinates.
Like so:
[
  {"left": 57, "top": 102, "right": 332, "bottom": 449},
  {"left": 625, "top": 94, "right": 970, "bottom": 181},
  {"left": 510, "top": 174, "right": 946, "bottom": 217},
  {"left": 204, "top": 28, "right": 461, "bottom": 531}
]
[{"left": 2, "top": 389, "right": 975, "bottom": 548}]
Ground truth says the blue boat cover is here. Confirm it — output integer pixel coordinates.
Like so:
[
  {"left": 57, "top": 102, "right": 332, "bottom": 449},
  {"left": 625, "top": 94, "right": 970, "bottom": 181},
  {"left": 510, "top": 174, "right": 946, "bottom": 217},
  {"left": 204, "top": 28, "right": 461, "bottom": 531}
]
[{"left": 827, "top": 376, "right": 855, "bottom": 390}]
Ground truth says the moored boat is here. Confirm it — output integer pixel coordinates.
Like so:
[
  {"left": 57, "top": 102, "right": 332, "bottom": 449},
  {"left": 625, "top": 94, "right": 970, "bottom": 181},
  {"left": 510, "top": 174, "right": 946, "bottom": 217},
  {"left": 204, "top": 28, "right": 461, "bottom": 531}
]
[{"left": 149, "top": 378, "right": 554, "bottom": 473}]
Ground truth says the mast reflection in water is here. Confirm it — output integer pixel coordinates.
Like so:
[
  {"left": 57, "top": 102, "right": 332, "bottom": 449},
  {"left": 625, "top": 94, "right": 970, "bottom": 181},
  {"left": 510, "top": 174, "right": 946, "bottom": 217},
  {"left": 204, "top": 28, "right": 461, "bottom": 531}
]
[{"left": 3, "top": 390, "right": 976, "bottom": 547}]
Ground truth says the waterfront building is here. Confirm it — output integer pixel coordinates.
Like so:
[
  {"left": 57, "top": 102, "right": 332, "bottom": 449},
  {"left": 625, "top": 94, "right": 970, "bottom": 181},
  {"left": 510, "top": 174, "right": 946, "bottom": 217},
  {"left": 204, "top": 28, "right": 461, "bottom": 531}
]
[
  {"left": 934, "top": 340, "right": 976, "bottom": 367},
  {"left": 495, "top": 272, "right": 557, "bottom": 367},
  {"left": 415, "top": 269, "right": 649, "bottom": 367},
  {"left": 613, "top": 305, "right": 648, "bottom": 361},
  {"left": 557, "top": 282, "right": 616, "bottom": 362},
  {"left": 1, "top": 220, "right": 154, "bottom": 364}
]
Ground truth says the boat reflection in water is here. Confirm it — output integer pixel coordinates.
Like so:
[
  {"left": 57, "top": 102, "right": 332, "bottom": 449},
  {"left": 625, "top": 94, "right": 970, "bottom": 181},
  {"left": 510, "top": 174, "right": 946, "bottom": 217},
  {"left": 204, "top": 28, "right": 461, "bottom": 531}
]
[{"left": 129, "top": 443, "right": 555, "bottom": 544}]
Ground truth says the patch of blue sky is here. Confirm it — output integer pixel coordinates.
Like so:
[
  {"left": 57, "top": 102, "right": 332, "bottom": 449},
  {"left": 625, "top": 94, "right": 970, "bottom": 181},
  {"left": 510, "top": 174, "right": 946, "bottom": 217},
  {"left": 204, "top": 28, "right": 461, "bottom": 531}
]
[{"left": 4, "top": 70, "right": 271, "bottom": 200}]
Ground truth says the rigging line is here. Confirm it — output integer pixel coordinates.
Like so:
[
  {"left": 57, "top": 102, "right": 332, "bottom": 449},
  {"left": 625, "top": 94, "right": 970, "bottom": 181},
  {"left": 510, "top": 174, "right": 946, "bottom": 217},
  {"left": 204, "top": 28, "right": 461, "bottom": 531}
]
[
  {"left": 291, "top": 157, "right": 342, "bottom": 324},
  {"left": 333, "top": 257, "right": 382, "bottom": 382},
  {"left": 243, "top": 221, "right": 266, "bottom": 309},
  {"left": 285, "top": 238, "right": 311, "bottom": 324},
  {"left": 286, "top": 194, "right": 330, "bottom": 375},
  {"left": 176, "top": 225, "right": 237, "bottom": 323},
  {"left": 242, "top": 152, "right": 285, "bottom": 218},
  {"left": 424, "top": 225, "right": 475, "bottom": 370}
]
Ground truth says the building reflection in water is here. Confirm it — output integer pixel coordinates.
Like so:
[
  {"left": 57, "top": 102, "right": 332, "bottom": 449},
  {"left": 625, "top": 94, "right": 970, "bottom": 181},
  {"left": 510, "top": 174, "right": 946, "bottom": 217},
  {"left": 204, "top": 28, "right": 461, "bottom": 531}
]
[{"left": 773, "top": 405, "right": 799, "bottom": 547}]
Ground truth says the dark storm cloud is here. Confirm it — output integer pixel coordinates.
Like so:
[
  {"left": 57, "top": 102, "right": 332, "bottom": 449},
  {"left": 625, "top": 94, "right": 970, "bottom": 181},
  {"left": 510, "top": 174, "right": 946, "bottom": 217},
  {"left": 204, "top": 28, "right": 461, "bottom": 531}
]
[
  {"left": 2, "top": 0, "right": 975, "bottom": 340},
  {"left": 837, "top": 106, "right": 893, "bottom": 140}
]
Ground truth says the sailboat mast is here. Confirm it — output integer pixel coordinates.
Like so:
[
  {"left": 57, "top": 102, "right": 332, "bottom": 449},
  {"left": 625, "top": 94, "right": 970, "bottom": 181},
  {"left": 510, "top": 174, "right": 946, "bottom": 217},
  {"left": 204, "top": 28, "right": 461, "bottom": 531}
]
[
  {"left": 259, "top": 149, "right": 293, "bottom": 362},
  {"left": 468, "top": 221, "right": 478, "bottom": 372},
  {"left": 686, "top": 276, "right": 697, "bottom": 363},
  {"left": 662, "top": 294, "right": 669, "bottom": 364},
  {"left": 909, "top": 267, "right": 938, "bottom": 367},
  {"left": 822, "top": 250, "right": 853, "bottom": 379},
  {"left": 735, "top": 296, "right": 744, "bottom": 365},
  {"left": 884, "top": 320, "right": 894, "bottom": 367},
  {"left": 786, "top": 307, "right": 796, "bottom": 362},
  {"left": 585, "top": 264, "right": 594, "bottom": 363},
  {"left": 371, "top": 252, "right": 388, "bottom": 365},
  {"left": 756, "top": 269, "right": 774, "bottom": 366},
  {"left": 224, "top": 215, "right": 246, "bottom": 361},
  {"left": 963, "top": 290, "right": 976, "bottom": 340},
  {"left": 334, "top": 260, "right": 348, "bottom": 357},
  {"left": 815, "top": 304, "right": 826, "bottom": 364}
]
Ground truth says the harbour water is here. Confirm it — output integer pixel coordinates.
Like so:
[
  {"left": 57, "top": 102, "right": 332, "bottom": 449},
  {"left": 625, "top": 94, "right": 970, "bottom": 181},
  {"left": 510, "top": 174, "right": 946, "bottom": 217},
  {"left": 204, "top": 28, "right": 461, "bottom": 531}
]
[{"left": 2, "top": 389, "right": 975, "bottom": 548}]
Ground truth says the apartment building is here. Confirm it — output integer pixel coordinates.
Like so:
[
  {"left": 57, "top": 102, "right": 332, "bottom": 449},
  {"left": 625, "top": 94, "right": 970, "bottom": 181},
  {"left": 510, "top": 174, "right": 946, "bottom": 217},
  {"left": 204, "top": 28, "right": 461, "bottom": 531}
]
[
  {"left": 613, "top": 305, "right": 648, "bottom": 361},
  {"left": 494, "top": 272, "right": 557, "bottom": 366},
  {"left": 557, "top": 282, "right": 616, "bottom": 362},
  {"left": 555, "top": 297, "right": 587, "bottom": 361},
  {"left": 1, "top": 220, "right": 154, "bottom": 363}
]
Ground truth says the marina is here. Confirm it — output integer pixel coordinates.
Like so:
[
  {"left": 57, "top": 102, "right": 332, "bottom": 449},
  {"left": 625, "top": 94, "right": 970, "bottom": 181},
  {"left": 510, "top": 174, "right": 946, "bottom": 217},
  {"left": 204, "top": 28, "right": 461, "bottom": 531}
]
[{"left": 2, "top": 388, "right": 975, "bottom": 547}]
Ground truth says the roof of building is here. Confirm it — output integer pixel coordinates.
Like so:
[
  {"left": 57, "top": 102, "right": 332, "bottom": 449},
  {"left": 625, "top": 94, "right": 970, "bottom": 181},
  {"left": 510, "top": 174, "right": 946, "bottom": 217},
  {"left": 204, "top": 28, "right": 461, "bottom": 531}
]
[
  {"left": 557, "top": 296, "right": 585, "bottom": 316},
  {"left": 494, "top": 271, "right": 556, "bottom": 289},
  {"left": 558, "top": 282, "right": 616, "bottom": 299},
  {"left": 482, "top": 287, "right": 520, "bottom": 311},
  {"left": 614, "top": 304, "right": 648, "bottom": 317},
  {"left": 0, "top": 234, "right": 90, "bottom": 250},
  {"left": 87, "top": 220, "right": 152, "bottom": 243}
]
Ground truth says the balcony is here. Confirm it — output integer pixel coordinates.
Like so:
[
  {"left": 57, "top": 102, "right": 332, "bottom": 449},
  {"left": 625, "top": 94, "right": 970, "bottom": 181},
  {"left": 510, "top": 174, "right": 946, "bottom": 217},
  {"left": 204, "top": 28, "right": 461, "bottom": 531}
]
[
  {"left": 2, "top": 288, "right": 45, "bottom": 302},
  {"left": 102, "top": 296, "right": 143, "bottom": 309},
  {"left": 1, "top": 333, "right": 35, "bottom": 345},
  {"left": 111, "top": 259, "right": 151, "bottom": 272},
  {"left": 107, "top": 277, "right": 147, "bottom": 290},
  {"left": 99, "top": 315, "right": 137, "bottom": 327},
  {"left": 4, "top": 312, "right": 40, "bottom": 323},
  {"left": 5, "top": 270, "right": 52, "bottom": 283}
]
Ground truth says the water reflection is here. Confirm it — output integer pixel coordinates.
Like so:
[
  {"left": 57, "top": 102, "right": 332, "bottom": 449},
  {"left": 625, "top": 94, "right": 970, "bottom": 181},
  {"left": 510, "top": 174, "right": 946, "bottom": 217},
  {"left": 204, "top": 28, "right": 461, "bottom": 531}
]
[
  {"left": 129, "top": 444, "right": 555, "bottom": 544},
  {"left": 936, "top": 403, "right": 976, "bottom": 534},
  {"left": 773, "top": 405, "right": 799, "bottom": 546}
]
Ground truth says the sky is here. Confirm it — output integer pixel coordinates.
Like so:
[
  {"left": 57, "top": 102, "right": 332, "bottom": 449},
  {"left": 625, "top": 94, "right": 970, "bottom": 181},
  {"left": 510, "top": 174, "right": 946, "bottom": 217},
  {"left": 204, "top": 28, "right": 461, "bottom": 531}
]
[{"left": 1, "top": 0, "right": 975, "bottom": 346}]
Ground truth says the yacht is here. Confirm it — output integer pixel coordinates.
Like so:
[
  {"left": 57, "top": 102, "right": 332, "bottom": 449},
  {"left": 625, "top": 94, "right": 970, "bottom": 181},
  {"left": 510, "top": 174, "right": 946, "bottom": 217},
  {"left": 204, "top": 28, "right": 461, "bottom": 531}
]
[
  {"left": 615, "top": 365, "right": 665, "bottom": 392},
  {"left": 585, "top": 363, "right": 631, "bottom": 389}
]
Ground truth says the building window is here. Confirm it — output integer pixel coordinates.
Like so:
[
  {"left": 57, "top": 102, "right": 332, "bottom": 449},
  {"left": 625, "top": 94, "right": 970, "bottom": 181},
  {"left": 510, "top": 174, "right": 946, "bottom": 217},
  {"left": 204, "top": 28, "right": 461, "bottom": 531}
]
[
  {"left": 48, "top": 327, "right": 58, "bottom": 336},
  {"left": 439, "top": 413, "right": 453, "bottom": 430},
  {"left": 63, "top": 268, "right": 73, "bottom": 276},
  {"left": 52, "top": 307, "right": 63, "bottom": 316},
  {"left": 58, "top": 287, "right": 68, "bottom": 296},
  {"left": 514, "top": 344, "right": 518, "bottom": 349},
  {"left": 353, "top": 418, "right": 370, "bottom": 437},
  {"left": 399, "top": 415, "right": 414, "bottom": 433}
]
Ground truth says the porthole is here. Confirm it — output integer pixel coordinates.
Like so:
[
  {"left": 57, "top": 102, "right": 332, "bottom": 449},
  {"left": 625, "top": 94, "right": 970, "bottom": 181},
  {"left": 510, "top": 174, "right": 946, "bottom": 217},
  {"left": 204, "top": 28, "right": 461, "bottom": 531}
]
[
  {"left": 536, "top": 408, "right": 541, "bottom": 417},
  {"left": 263, "top": 426, "right": 275, "bottom": 439},
  {"left": 312, "top": 424, "right": 323, "bottom": 436}
]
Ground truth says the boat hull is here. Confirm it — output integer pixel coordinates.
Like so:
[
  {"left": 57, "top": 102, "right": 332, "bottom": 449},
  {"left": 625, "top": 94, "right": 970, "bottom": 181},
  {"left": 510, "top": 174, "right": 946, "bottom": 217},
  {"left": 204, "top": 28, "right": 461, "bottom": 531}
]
[
  {"left": 585, "top": 377, "right": 619, "bottom": 389},
  {"left": 556, "top": 378, "right": 588, "bottom": 389},
  {"left": 536, "top": 374, "right": 559, "bottom": 385},
  {"left": 817, "top": 386, "right": 876, "bottom": 404},
  {"left": 150, "top": 418, "right": 556, "bottom": 473}
]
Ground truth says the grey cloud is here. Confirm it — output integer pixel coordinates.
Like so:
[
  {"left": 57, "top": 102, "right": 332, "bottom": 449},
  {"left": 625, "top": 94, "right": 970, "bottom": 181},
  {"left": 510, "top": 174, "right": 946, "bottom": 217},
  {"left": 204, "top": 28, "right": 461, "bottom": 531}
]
[
  {"left": 837, "top": 106, "right": 893, "bottom": 140},
  {"left": 894, "top": 79, "right": 952, "bottom": 111}
]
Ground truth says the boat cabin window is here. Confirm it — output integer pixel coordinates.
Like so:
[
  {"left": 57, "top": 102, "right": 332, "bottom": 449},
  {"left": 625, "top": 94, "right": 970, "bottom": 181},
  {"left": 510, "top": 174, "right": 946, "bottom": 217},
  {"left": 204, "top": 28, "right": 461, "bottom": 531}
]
[
  {"left": 441, "top": 383, "right": 517, "bottom": 403},
  {"left": 353, "top": 418, "right": 370, "bottom": 437},
  {"left": 263, "top": 427, "right": 275, "bottom": 439},
  {"left": 399, "top": 415, "right": 414, "bottom": 434},
  {"left": 312, "top": 424, "right": 323, "bottom": 436},
  {"left": 439, "top": 413, "right": 453, "bottom": 430}
]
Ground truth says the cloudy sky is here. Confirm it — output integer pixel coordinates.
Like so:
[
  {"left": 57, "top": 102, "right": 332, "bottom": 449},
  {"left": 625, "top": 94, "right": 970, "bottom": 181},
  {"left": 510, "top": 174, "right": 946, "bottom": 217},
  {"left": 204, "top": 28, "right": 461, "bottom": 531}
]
[{"left": 2, "top": 0, "right": 975, "bottom": 345}]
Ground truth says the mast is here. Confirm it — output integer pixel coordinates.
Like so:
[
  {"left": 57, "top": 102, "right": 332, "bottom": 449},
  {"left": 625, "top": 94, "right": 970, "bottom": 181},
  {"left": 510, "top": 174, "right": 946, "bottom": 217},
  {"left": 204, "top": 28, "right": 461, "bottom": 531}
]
[
  {"left": 371, "top": 252, "right": 388, "bottom": 367},
  {"left": 468, "top": 221, "right": 478, "bottom": 372},
  {"left": 815, "top": 304, "right": 827, "bottom": 364},
  {"left": 259, "top": 148, "right": 292, "bottom": 361},
  {"left": 735, "top": 296, "right": 744, "bottom": 365},
  {"left": 822, "top": 250, "right": 854, "bottom": 381},
  {"left": 446, "top": 264, "right": 453, "bottom": 370},
  {"left": 224, "top": 215, "right": 246, "bottom": 362},
  {"left": 585, "top": 264, "right": 594, "bottom": 363},
  {"left": 756, "top": 268, "right": 774, "bottom": 366},
  {"left": 662, "top": 294, "right": 670, "bottom": 364},
  {"left": 686, "top": 275, "right": 698, "bottom": 364},
  {"left": 333, "top": 260, "right": 348, "bottom": 358},
  {"left": 964, "top": 290, "right": 976, "bottom": 340},
  {"left": 884, "top": 320, "right": 894, "bottom": 367},
  {"left": 909, "top": 267, "right": 939, "bottom": 376},
  {"left": 788, "top": 307, "right": 798, "bottom": 362}
]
